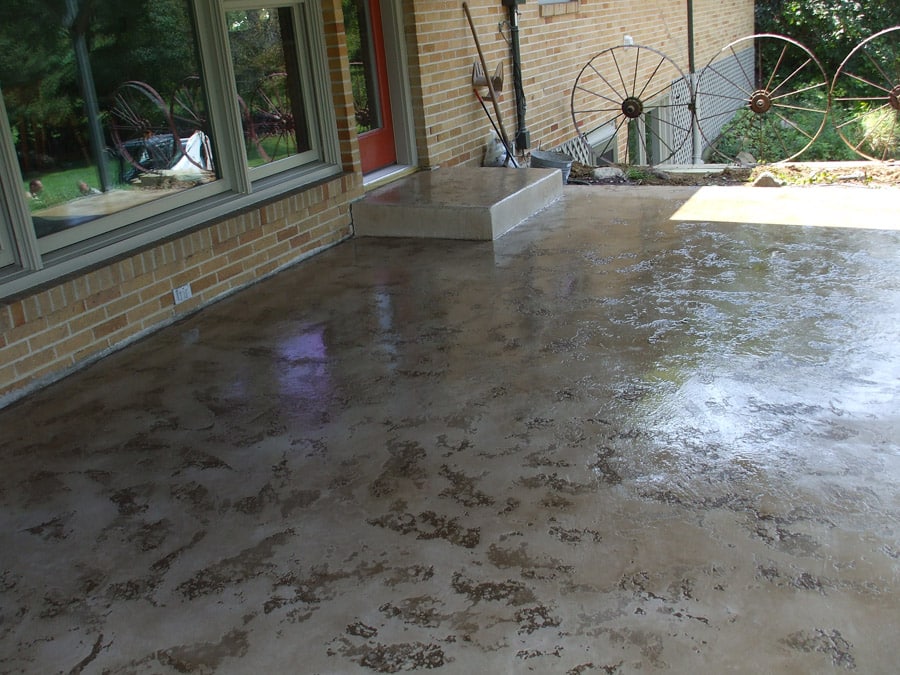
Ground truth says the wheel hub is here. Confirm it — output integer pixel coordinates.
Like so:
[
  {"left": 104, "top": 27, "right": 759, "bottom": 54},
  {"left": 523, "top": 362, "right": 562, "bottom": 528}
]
[
  {"left": 749, "top": 90, "right": 772, "bottom": 114},
  {"left": 890, "top": 84, "right": 900, "bottom": 111},
  {"left": 621, "top": 96, "right": 644, "bottom": 119}
]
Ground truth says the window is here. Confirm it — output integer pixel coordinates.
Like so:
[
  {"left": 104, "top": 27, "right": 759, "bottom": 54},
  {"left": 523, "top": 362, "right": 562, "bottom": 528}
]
[
  {"left": 0, "top": 0, "right": 339, "bottom": 296},
  {"left": 225, "top": 5, "right": 320, "bottom": 177}
]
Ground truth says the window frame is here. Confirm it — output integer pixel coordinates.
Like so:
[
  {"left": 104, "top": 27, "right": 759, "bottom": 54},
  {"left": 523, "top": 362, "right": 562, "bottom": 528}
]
[
  {"left": 0, "top": 0, "right": 341, "bottom": 300},
  {"left": 222, "top": 1, "right": 324, "bottom": 179}
]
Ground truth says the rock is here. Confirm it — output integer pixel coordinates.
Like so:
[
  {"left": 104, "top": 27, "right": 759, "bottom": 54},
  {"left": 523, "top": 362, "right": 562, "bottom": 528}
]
[
  {"left": 837, "top": 171, "right": 866, "bottom": 181},
  {"left": 752, "top": 171, "right": 784, "bottom": 188},
  {"left": 592, "top": 167, "right": 625, "bottom": 181},
  {"left": 736, "top": 151, "right": 756, "bottom": 166}
]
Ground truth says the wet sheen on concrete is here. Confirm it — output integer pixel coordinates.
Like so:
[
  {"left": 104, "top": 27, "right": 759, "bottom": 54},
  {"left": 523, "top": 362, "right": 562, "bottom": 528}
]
[{"left": 1, "top": 186, "right": 899, "bottom": 673}]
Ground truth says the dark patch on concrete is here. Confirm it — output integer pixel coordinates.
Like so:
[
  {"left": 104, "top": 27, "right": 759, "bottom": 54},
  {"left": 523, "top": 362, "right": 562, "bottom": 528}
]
[
  {"left": 451, "top": 572, "right": 536, "bottom": 605},
  {"left": 357, "top": 642, "right": 447, "bottom": 672},
  {"left": 370, "top": 440, "right": 427, "bottom": 497},
  {"left": 379, "top": 596, "right": 444, "bottom": 627},
  {"left": 132, "top": 519, "right": 170, "bottom": 552},
  {"left": 516, "top": 604, "right": 561, "bottom": 634},
  {"left": 177, "top": 530, "right": 293, "bottom": 599},
  {"left": 549, "top": 524, "right": 602, "bottom": 544},
  {"left": 234, "top": 483, "right": 279, "bottom": 514},
  {"left": 782, "top": 629, "right": 856, "bottom": 669},
  {"left": 347, "top": 621, "right": 378, "bottom": 638},
  {"left": 368, "top": 510, "right": 480, "bottom": 548},
  {"left": 518, "top": 472, "right": 594, "bottom": 494},
  {"left": 110, "top": 487, "right": 149, "bottom": 516},
  {"left": 157, "top": 628, "right": 250, "bottom": 672},
  {"left": 438, "top": 465, "right": 495, "bottom": 507},
  {"left": 176, "top": 449, "right": 233, "bottom": 473},
  {"left": 383, "top": 564, "right": 435, "bottom": 587},
  {"left": 24, "top": 512, "right": 73, "bottom": 540},
  {"left": 588, "top": 447, "right": 622, "bottom": 485}
]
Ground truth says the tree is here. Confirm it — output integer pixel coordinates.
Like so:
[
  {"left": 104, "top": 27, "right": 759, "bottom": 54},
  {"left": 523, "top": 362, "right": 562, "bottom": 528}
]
[{"left": 756, "top": 0, "right": 900, "bottom": 75}]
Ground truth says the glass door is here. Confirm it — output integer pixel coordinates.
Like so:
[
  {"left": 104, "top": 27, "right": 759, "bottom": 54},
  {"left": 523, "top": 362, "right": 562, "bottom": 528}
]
[{"left": 344, "top": 0, "right": 395, "bottom": 173}]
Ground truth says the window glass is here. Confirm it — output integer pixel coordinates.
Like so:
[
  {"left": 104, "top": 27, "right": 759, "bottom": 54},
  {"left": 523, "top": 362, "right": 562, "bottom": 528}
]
[
  {"left": 0, "top": 0, "right": 217, "bottom": 240},
  {"left": 343, "top": 0, "right": 380, "bottom": 134},
  {"left": 226, "top": 7, "right": 312, "bottom": 168}
]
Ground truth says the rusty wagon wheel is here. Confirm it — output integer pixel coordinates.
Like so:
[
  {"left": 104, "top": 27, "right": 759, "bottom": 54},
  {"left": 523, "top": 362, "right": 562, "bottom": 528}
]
[
  {"left": 570, "top": 44, "right": 693, "bottom": 166},
  {"left": 169, "top": 75, "right": 213, "bottom": 171},
  {"left": 109, "top": 81, "right": 180, "bottom": 174},
  {"left": 831, "top": 26, "right": 900, "bottom": 162},
  {"left": 248, "top": 72, "right": 298, "bottom": 163},
  {"left": 170, "top": 75, "right": 207, "bottom": 137},
  {"left": 695, "top": 34, "right": 830, "bottom": 164}
]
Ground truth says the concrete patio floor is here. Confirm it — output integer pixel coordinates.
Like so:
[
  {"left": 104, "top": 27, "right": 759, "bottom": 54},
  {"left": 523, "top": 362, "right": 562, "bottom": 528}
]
[{"left": 1, "top": 185, "right": 899, "bottom": 673}]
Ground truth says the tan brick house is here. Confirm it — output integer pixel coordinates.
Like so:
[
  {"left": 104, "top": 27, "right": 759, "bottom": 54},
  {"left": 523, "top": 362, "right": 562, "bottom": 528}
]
[{"left": 0, "top": 0, "right": 753, "bottom": 405}]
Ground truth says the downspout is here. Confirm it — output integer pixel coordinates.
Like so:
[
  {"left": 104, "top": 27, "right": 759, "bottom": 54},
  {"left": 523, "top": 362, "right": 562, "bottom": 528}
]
[
  {"left": 501, "top": 0, "right": 530, "bottom": 152},
  {"left": 687, "top": 0, "right": 702, "bottom": 164}
]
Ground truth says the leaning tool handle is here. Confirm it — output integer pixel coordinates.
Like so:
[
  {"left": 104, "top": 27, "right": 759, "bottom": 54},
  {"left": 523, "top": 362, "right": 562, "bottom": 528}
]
[{"left": 463, "top": 2, "right": 515, "bottom": 161}]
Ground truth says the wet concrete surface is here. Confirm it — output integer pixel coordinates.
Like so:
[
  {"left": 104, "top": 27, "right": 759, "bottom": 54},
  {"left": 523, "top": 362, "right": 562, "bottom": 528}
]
[{"left": 1, "top": 186, "right": 899, "bottom": 673}]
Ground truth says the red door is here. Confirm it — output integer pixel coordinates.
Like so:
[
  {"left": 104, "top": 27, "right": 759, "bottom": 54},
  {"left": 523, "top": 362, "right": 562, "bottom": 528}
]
[{"left": 346, "top": 0, "right": 396, "bottom": 173}]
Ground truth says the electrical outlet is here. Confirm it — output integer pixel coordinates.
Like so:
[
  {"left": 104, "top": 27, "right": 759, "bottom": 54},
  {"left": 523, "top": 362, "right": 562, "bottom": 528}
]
[{"left": 173, "top": 283, "right": 193, "bottom": 305}]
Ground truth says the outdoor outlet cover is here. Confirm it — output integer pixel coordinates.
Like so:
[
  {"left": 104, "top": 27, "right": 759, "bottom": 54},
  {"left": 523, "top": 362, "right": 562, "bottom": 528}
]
[{"left": 173, "top": 283, "right": 193, "bottom": 305}]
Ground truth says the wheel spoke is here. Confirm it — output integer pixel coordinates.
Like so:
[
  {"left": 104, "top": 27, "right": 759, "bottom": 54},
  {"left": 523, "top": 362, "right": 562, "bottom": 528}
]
[
  {"left": 588, "top": 62, "right": 627, "bottom": 102},
  {"left": 636, "top": 55, "right": 667, "bottom": 102},
  {"left": 730, "top": 45, "right": 755, "bottom": 91},
  {"left": 610, "top": 50, "right": 629, "bottom": 100},
  {"left": 764, "top": 43, "right": 789, "bottom": 92},
  {"left": 769, "top": 58, "right": 812, "bottom": 99},
  {"left": 863, "top": 48, "right": 896, "bottom": 91},
  {"left": 700, "top": 63, "right": 755, "bottom": 99},
  {"left": 843, "top": 71, "right": 894, "bottom": 95},
  {"left": 631, "top": 47, "right": 640, "bottom": 99},
  {"left": 771, "top": 80, "right": 826, "bottom": 102},
  {"left": 772, "top": 101, "right": 827, "bottom": 115},
  {"left": 575, "top": 84, "right": 624, "bottom": 108}
]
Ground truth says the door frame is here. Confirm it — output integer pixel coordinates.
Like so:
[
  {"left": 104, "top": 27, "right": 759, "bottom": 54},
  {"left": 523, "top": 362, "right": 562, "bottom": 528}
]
[{"left": 365, "top": 0, "right": 416, "bottom": 180}]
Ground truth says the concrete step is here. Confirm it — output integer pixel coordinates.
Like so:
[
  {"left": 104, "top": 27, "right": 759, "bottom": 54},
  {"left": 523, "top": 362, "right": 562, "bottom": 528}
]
[{"left": 351, "top": 166, "right": 563, "bottom": 240}]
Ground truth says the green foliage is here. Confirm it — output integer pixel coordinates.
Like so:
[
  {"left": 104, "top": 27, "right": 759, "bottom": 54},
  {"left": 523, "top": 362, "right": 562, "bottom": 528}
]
[
  {"left": 756, "top": 1, "right": 900, "bottom": 75},
  {"left": 0, "top": 0, "right": 201, "bottom": 175},
  {"left": 712, "top": 92, "right": 861, "bottom": 162},
  {"left": 226, "top": 9, "right": 290, "bottom": 100}
]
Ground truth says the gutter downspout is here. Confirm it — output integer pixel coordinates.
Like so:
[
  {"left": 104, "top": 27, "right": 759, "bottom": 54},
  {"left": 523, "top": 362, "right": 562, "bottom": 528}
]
[{"left": 502, "top": 0, "right": 530, "bottom": 152}]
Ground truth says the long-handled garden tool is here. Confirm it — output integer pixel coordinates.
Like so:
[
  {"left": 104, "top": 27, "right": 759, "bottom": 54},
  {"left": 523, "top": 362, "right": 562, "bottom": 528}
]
[{"left": 463, "top": 2, "right": 517, "bottom": 167}]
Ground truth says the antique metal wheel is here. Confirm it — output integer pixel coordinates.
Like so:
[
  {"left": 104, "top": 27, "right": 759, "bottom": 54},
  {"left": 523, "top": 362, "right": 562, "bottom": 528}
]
[
  {"left": 831, "top": 26, "right": 900, "bottom": 161},
  {"left": 109, "top": 81, "right": 179, "bottom": 174},
  {"left": 248, "top": 72, "right": 298, "bottom": 163},
  {"left": 570, "top": 44, "right": 692, "bottom": 166},
  {"left": 169, "top": 75, "right": 211, "bottom": 170},
  {"left": 695, "top": 34, "right": 829, "bottom": 164}
]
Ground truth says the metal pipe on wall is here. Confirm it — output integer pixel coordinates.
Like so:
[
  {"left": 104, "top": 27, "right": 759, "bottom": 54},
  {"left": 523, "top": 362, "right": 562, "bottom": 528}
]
[
  {"left": 502, "top": 0, "right": 530, "bottom": 152},
  {"left": 687, "top": 0, "right": 702, "bottom": 164}
]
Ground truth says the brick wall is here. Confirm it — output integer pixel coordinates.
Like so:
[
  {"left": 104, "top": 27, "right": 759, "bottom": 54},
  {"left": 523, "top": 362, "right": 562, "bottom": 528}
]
[
  {"left": 404, "top": 0, "right": 755, "bottom": 168},
  {"left": 0, "top": 0, "right": 363, "bottom": 406}
]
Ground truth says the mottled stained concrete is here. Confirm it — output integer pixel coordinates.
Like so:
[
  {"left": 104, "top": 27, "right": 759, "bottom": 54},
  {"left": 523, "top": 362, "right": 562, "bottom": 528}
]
[{"left": 1, "top": 186, "right": 899, "bottom": 674}]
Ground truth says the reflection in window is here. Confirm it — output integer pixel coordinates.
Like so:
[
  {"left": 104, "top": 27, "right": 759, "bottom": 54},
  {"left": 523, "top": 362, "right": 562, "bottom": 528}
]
[
  {"left": 0, "top": 0, "right": 217, "bottom": 239},
  {"left": 343, "top": 0, "right": 380, "bottom": 134},
  {"left": 226, "top": 8, "right": 311, "bottom": 167}
]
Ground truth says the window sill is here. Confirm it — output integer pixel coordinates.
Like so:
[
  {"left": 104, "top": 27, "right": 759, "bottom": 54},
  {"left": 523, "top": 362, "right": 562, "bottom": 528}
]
[{"left": 0, "top": 162, "right": 344, "bottom": 301}]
